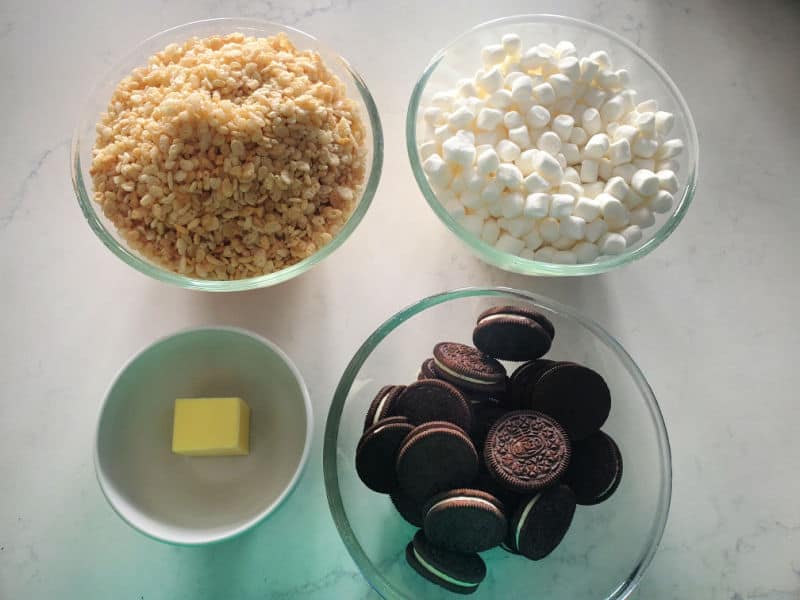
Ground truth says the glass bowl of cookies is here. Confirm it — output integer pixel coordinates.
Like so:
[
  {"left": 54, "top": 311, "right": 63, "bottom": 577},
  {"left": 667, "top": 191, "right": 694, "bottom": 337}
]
[
  {"left": 323, "top": 287, "right": 671, "bottom": 599},
  {"left": 71, "top": 18, "right": 383, "bottom": 291}
]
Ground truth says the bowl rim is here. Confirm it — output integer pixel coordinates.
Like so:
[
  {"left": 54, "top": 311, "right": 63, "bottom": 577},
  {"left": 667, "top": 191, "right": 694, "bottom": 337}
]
[
  {"left": 71, "top": 17, "right": 384, "bottom": 292},
  {"left": 323, "top": 286, "right": 672, "bottom": 599},
  {"left": 93, "top": 325, "right": 314, "bottom": 546},
  {"left": 406, "top": 13, "right": 699, "bottom": 276}
]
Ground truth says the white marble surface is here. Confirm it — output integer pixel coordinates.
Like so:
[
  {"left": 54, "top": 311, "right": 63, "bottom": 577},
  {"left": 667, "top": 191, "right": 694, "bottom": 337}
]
[{"left": 1, "top": 0, "right": 799, "bottom": 598}]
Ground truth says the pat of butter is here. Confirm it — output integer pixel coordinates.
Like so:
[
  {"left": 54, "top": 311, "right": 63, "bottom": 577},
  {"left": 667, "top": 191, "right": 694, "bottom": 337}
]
[{"left": 172, "top": 397, "right": 250, "bottom": 456}]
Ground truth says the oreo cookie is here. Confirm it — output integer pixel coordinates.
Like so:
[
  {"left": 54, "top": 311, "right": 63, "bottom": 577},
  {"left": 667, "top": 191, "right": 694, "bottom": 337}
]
[
  {"left": 564, "top": 430, "right": 623, "bottom": 505},
  {"left": 422, "top": 488, "right": 507, "bottom": 553},
  {"left": 507, "top": 484, "right": 576, "bottom": 560},
  {"left": 508, "top": 359, "right": 558, "bottom": 409},
  {"left": 391, "top": 492, "right": 425, "bottom": 527},
  {"left": 406, "top": 530, "right": 486, "bottom": 595},
  {"left": 530, "top": 363, "right": 611, "bottom": 441},
  {"left": 432, "top": 342, "right": 506, "bottom": 394},
  {"left": 469, "top": 400, "right": 507, "bottom": 450},
  {"left": 484, "top": 410, "right": 571, "bottom": 494},
  {"left": 392, "top": 379, "right": 472, "bottom": 431},
  {"left": 363, "top": 385, "right": 405, "bottom": 432},
  {"left": 355, "top": 416, "right": 415, "bottom": 494},
  {"left": 473, "top": 305, "right": 555, "bottom": 361},
  {"left": 417, "top": 358, "right": 437, "bottom": 380}
]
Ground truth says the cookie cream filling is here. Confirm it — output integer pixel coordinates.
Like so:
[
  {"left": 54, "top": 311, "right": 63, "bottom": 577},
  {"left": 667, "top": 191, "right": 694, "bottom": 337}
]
[
  {"left": 515, "top": 493, "right": 543, "bottom": 550},
  {"left": 372, "top": 390, "right": 393, "bottom": 426},
  {"left": 478, "top": 313, "right": 532, "bottom": 325},
  {"left": 433, "top": 357, "right": 496, "bottom": 386},
  {"left": 412, "top": 548, "right": 479, "bottom": 589},
  {"left": 429, "top": 496, "right": 499, "bottom": 514}
]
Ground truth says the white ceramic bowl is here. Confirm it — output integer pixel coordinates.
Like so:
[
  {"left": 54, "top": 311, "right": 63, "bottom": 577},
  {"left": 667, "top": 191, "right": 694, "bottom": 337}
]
[{"left": 94, "top": 327, "right": 312, "bottom": 545}]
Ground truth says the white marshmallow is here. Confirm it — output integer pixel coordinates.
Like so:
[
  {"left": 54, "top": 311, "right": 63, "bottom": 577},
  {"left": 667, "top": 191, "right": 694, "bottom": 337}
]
[
  {"left": 539, "top": 217, "right": 561, "bottom": 242},
  {"left": 655, "top": 111, "right": 675, "bottom": 135},
  {"left": 555, "top": 40, "right": 577, "bottom": 58},
  {"left": 604, "top": 176, "right": 630, "bottom": 200},
  {"left": 495, "top": 233, "right": 525, "bottom": 255},
  {"left": 423, "top": 107, "right": 445, "bottom": 127},
  {"left": 556, "top": 153, "right": 567, "bottom": 169},
  {"left": 584, "top": 218, "right": 608, "bottom": 243},
  {"left": 481, "top": 220, "right": 501, "bottom": 244},
  {"left": 606, "top": 122, "right": 619, "bottom": 138},
  {"left": 527, "top": 105, "right": 551, "bottom": 129},
  {"left": 600, "top": 95, "right": 626, "bottom": 123},
  {"left": 464, "top": 97, "right": 486, "bottom": 113},
  {"left": 549, "top": 74, "right": 573, "bottom": 98},
  {"left": 481, "top": 44, "right": 506, "bottom": 67},
  {"left": 569, "top": 126, "right": 588, "bottom": 146},
  {"left": 476, "top": 148, "right": 500, "bottom": 176},
  {"left": 460, "top": 190, "right": 482, "bottom": 209},
  {"left": 502, "top": 34, "right": 522, "bottom": 56},
  {"left": 419, "top": 141, "right": 438, "bottom": 161},
  {"left": 613, "top": 124, "right": 639, "bottom": 142},
  {"left": 635, "top": 112, "right": 656, "bottom": 137},
  {"left": 624, "top": 188, "right": 646, "bottom": 208},
  {"left": 637, "top": 99, "right": 658, "bottom": 113},
  {"left": 511, "top": 75, "right": 535, "bottom": 104},
  {"left": 520, "top": 46, "right": 550, "bottom": 70},
  {"left": 533, "top": 83, "right": 556, "bottom": 106},
  {"left": 650, "top": 189, "right": 674, "bottom": 213},
  {"left": 496, "top": 139, "right": 521, "bottom": 162},
  {"left": 549, "top": 193, "right": 575, "bottom": 218},
  {"left": 620, "top": 224, "right": 642, "bottom": 246},
  {"left": 431, "top": 91, "right": 456, "bottom": 109},
  {"left": 598, "top": 158, "right": 613, "bottom": 180},
  {"left": 574, "top": 196, "right": 602, "bottom": 221},
  {"left": 509, "top": 126, "right": 532, "bottom": 149},
  {"left": 524, "top": 193, "right": 551, "bottom": 218},
  {"left": 481, "top": 180, "right": 503, "bottom": 204},
  {"left": 472, "top": 207, "right": 489, "bottom": 219},
  {"left": 583, "top": 87, "right": 608, "bottom": 108},
  {"left": 632, "top": 136, "right": 659, "bottom": 158},
  {"left": 442, "top": 135, "right": 476, "bottom": 168},
  {"left": 629, "top": 206, "right": 656, "bottom": 228},
  {"left": 579, "top": 58, "right": 599, "bottom": 83},
  {"left": 447, "top": 106, "right": 475, "bottom": 130},
  {"left": 496, "top": 163, "right": 524, "bottom": 189},
  {"left": 656, "top": 159, "right": 680, "bottom": 173},
  {"left": 500, "top": 192, "right": 525, "bottom": 218},
  {"left": 560, "top": 215, "right": 586, "bottom": 239},
  {"left": 537, "top": 131, "right": 562, "bottom": 155},
  {"left": 487, "top": 199, "right": 504, "bottom": 217},
  {"left": 519, "top": 248, "right": 535, "bottom": 260},
  {"left": 503, "top": 111, "right": 524, "bottom": 129},
  {"left": 584, "top": 133, "right": 610, "bottom": 159},
  {"left": 582, "top": 107, "right": 602, "bottom": 135},
  {"left": 620, "top": 89, "right": 638, "bottom": 112},
  {"left": 551, "top": 114, "right": 575, "bottom": 141},
  {"left": 504, "top": 71, "right": 525, "bottom": 89},
  {"left": 458, "top": 213, "right": 484, "bottom": 235},
  {"left": 476, "top": 67, "right": 504, "bottom": 93},
  {"left": 656, "top": 169, "right": 679, "bottom": 193},
  {"left": 616, "top": 69, "right": 631, "bottom": 88},
  {"left": 423, "top": 154, "right": 452, "bottom": 188},
  {"left": 589, "top": 50, "right": 611, "bottom": 68},
  {"left": 574, "top": 241, "right": 600, "bottom": 263},
  {"left": 551, "top": 235, "right": 573, "bottom": 251},
  {"left": 598, "top": 193, "right": 629, "bottom": 229},
  {"left": 474, "top": 128, "right": 501, "bottom": 148},
  {"left": 633, "top": 157, "right": 656, "bottom": 171},
  {"left": 563, "top": 166, "right": 581, "bottom": 184},
  {"left": 559, "top": 181, "right": 583, "bottom": 197},
  {"left": 517, "top": 149, "right": 539, "bottom": 175},
  {"left": 476, "top": 108, "right": 504, "bottom": 130},
  {"left": 599, "top": 232, "right": 626, "bottom": 255},
  {"left": 534, "top": 246, "right": 557, "bottom": 261},
  {"left": 534, "top": 151, "right": 564, "bottom": 184},
  {"left": 456, "top": 78, "right": 480, "bottom": 98},
  {"left": 499, "top": 216, "right": 532, "bottom": 238},
  {"left": 487, "top": 89, "right": 513, "bottom": 109},
  {"left": 433, "top": 124, "right": 450, "bottom": 143},
  {"left": 444, "top": 198, "right": 465, "bottom": 219},
  {"left": 562, "top": 142, "right": 581, "bottom": 165},
  {"left": 612, "top": 162, "right": 637, "bottom": 183},
  {"left": 524, "top": 229, "right": 543, "bottom": 250},
  {"left": 553, "top": 96, "right": 577, "bottom": 115},
  {"left": 631, "top": 169, "right": 659, "bottom": 197},
  {"left": 552, "top": 249, "right": 578, "bottom": 264},
  {"left": 583, "top": 181, "right": 605, "bottom": 198},
  {"left": 558, "top": 56, "right": 581, "bottom": 81},
  {"left": 655, "top": 139, "right": 684, "bottom": 159},
  {"left": 608, "top": 138, "right": 632, "bottom": 166},
  {"left": 580, "top": 159, "right": 599, "bottom": 183},
  {"left": 523, "top": 172, "right": 550, "bottom": 193}
]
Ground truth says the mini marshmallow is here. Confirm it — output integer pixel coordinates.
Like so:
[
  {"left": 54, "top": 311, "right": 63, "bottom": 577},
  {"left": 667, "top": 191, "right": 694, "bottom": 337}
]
[
  {"left": 580, "top": 159, "right": 599, "bottom": 183},
  {"left": 423, "top": 107, "right": 445, "bottom": 127},
  {"left": 616, "top": 69, "right": 631, "bottom": 88},
  {"left": 476, "top": 66, "right": 504, "bottom": 93},
  {"left": 481, "top": 180, "right": 503, "bottom": 204},
  {"left": 620, "top": 89, "right": 638, "bottom": 112},
  {"left": 555, "top": 40, "right": 577, "bottom": 58},
  {"left": 474, "top": 128, "right": 501, "bottom": 148},
  {"left": 569, "top": 126, "right": 588, "bottom": 146},
  {"left": 606, "top": 122, "right": 619, "bottom": 137},
  {"left": 637, "top": 99, "right": 658, "bottom": 113},
  {"left": 481, "top": 44, "right": 506, "bottom": 67},
  {"left": 511, "top": 75, "right": 535, "bottom": 103},
  {"left": 499, "top": 216, "right": 532, "bottom": 238},
  {"left": 624, "top": 188, "right": 645, "bottom": 208},
  {"left": 502, "top": 33, "right": 522, "bottom": 56},
  {"left": 650, "top": 189, "right": 674, "bottom": 213},
  {"left": 481, "top": 220, "right": 501, "bottom": 244},
  {"left": 563, "top": 166, "right": 581, "bottom": 184},
  {"left": 620, "top": 224, "right": 642, "bottom": 246},
  {"left": 458, "top": 213, "right": 484, "bottom": 235},
  {"left": 472, "top": 207, "right": 489, "bottom": 219},
  {"left": 631, "top": 169, "right": 659, "bottom": 196},
  {"left": 598, "top": 232, "right": 626, "bottom": 255},
  {"left": 496, "top": 163, "right": 524, "bottom": 189},
  {"left": 419, "top": 140, "right": 438, "bottom": 161},
  {"left": 655, "top": 111, "right": 674, "bottom": 135},
  {"left": 433, "top": 124, "right": 452, "bottom": 143},
  {"left": 549, "top": 193, "right": 575, "bottom": 218},
  {"left": 579, "top": 57, "right": 600, "bottom": 83},
  {"left": 583, "top": 87, "right": 608, "bottom": 108},
  {"left": 600, "top": 95, "right": 626, "bottom": 123},
  {"left": 527, "top": 105, "right": 551, "bottom": 128},
  {"left": 503, "top": 111, "right": 524, "bottom": 129},
  {"left": 524, "top": 193, "right": 551, "bottom": 218},
  {"left": 509, "top": 126, "right": 532, "bottom": 149},
  {"left": 476, "top": 147, "right": 500, "bottom": 176},
  {"left": 655, "top": 139, "right": 684, "bottom": 159},
  {"left": 558, "top": 56, "right": 581, "bottom": 81},
  {"left": 504, "top": 71, "right": 525, "bottom": 89},
  {"left": 612, "top": 162, "right": 637, "bottom": 183},
  {"left": 534, "top": 151, "right": 564, "bottom": 184},
  {"left": 524, "top": 229, "right": 543, "bottom": 250},
  {"left": 521, "top": 46, "right": 551, "bottom": 71},
  {"left": 442, "top": 135, "right": 476, "bottom": 168},
  {"left": 456, "top": 78, "right": 480, "bottom": 97},
  {"left": 548, "top": 74, "right": 573, "bottom": 98},
  {"left": 583, "top": 181, "right": 605, "bottom": 198},
  {"left": 500, "top": 192, "right": 525, "bottom": 218},
  {"left": 632, "top": 136, "right": 659, "bottom": 158},
  {"left": 633, "top": 157, "right": 656, "bottom": 171},
  {"left": 584, "top": 218, "right": 608, "bottom": 243},
  {"left": 556, "top": 153, "right": 567, "bottom": 169},
  {"left": 534, "top": 82, "right": 557, "bottom": 107},
  {"left": 589, "top": 50, "right": 611, "bottom": 68},
  {"left": 551, "top": 249, "right": 578, "bottom": 264},
  {"left": 476, "top": 108, "right": 504, "bottom": 130},
  {"left": 464, "top": 97, "right": 486, "bottom": 113},
  {"left": 551, "top": 235, "right": 574, "bottom": 249},
  {"left": 446, "top": 106, "right": 474, "bottom": 130},
  {"left": 635, "top": 112, "right": 656, "bottom": 137},
  {"left": 444, "top": 198, "right": 465, "bottom": 219},
  {"left": 582, "top": 107, "right": 602, "bottom": 135},
  {"left": 604, "top": 176, "right": 630, "bottom": 200},
  {"left": 583, "top": 133, "right": 610, "bottom": 159},
  {"left": 598, "top": 193, "right": 629, "bottom": 229},
  {"left": 574, "top": 241, "right": 600, "bottom": 263},
  {"left": 517, "top": 149, "right": 539, "bottom": 175},
  {"left": 431, "top": 91, "right": 456, "bottom": 109},
  {"left": 487, "top": 200, "right": 504, "bottom": 217},
  {"left": 495, "top": 233, "right": 525, "bottom": 254},
  {"left": 539, "top": 217, "right": 561, "bottom": 242},
  {"left": 613, "top": 124, "right": 639, "bottom": 142},
  {"left": 562, "top": 142, "right": 581, "bottom": 165},
  {"left": 559, "top": 180, "right": 583, "bottom": 197},
  {"left": 656, "top": 169, "right": 679, "bottom": 193},
  {"left": 423, "top": 154, "right": 452, "bottom": 188},
  {"left": 551, "top": 114, "right": 575, "bottom": 141},
  {"left": 629, "top": 205, "right": 656, "bottom": 228},
  {"left": 598, "top": 157, "right": 613, "bottom": 180},
  {"left": 560, "top": 215, "right": 586, "bottom": 239},
  {"left": 537, "top": 131, "right": 562, "bottom": 155},
  {"left": 487, "top": 89, "right": 513, "bottom": 109},
  {"left": 553, "top": 96, "right": 577, "bottom": 115},
  {"left": 608, "top": 138, "right": 632, "bottom": 166},
  {"left": 496, "top": 139, "right": 521, "bottom": 162},
  {"left": 574, "top": 196, "right": 602, "bottom": 221},
  {"left": 523, "top": 172, "right": 550, "bottom": 193},
  {"left": 534, "top": 246, "right": 557, "bottom": 261},
  {"left": 460, "top": 190, "right": 482, "bottom": 209},
  {"left": 656, "top": 159, "right": 680, "bottom": 173}
]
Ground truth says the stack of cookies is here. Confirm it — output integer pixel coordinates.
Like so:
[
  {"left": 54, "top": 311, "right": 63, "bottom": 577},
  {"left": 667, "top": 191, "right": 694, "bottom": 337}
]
[{"left": 355, "top": 305, "right": 623, "bottom": 595}]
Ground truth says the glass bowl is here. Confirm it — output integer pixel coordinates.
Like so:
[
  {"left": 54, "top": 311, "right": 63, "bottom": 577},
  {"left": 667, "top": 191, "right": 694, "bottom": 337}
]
[
  {"left": 324, "top": 287, "right": 671, "bottom": 599},
  {"left": 406, "top": 14, "right": 699, "bottom": 276},
  {"left": 71, "top": 18, "right": 383, "bottom": 291}
]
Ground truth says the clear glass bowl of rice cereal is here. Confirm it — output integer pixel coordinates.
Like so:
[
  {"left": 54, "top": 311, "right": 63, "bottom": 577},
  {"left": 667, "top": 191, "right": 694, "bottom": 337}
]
[{"left": 72, "top": 18, "right": 383, "bottom": 290}]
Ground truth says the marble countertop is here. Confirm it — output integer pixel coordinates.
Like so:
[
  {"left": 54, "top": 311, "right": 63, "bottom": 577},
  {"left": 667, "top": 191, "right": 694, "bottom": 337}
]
[{"left": 2, "top": 0, "right": 799, "bottom": 598}]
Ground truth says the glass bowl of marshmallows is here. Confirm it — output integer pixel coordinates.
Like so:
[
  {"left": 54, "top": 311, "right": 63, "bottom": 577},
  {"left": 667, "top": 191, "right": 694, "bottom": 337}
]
[{"left": 407, "top": 14, "right": 698, "bottom": 275}]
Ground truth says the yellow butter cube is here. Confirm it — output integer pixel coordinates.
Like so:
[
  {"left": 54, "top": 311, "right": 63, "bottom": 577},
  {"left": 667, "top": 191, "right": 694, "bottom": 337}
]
[{"left": 172, "top": 397, "right": 250, "bottom": 456}]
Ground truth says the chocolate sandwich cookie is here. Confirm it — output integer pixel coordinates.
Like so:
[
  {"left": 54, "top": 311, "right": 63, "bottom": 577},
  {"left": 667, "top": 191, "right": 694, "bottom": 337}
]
[
  {"left": 484, "top": 410, "right": 571, "bottom": 494},
  {"left": 469, "top": 401, "right": 507, "bottom": 450},
  {"left": 473, "top": 466, "right": 523, "bottom": 516},
  {"left": 422, "top": 488, "right": 507, "bottom": 553},
  {"left": 355, "top": 416, "right": 415, "bottom": 494},
  {"left": 530, "top": 363, "right": 611, "bottom": 440},
  {"left": 392, "top": 379, "right": 472, "bottom": 431},
  {"left": 473, "top": 305, "right": 555, "bottom": 361},
  {"left": 508, "top": 359, "right": 558, "bottom": 409},
  {"left": 363, "top": 385, "right": 405, "bottom": 432},
  {"left": 564, "top": 430, "right": 623, "bottom": 505},
  {"left": 417, "top": 358, "right": 437, "bottom": 380},
  {"left": 391, "top": 492, "right": 425, "bottom": 527},
  {"left": 506, "top": 484, "right": 576, "bottom": 560},
  {"left": 396, "top": 422, "right": 479, "bottom": 503},
  {"left": 406, "top": 530, "right": 486, "bottom": 595},
  {"left": 432, "top": 342, "right": 507, "bottom": 394}
]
